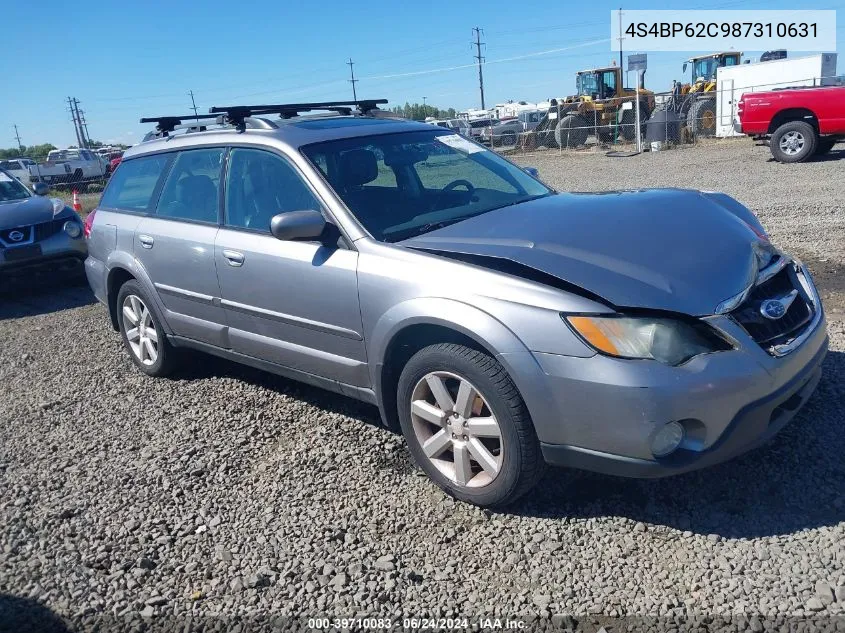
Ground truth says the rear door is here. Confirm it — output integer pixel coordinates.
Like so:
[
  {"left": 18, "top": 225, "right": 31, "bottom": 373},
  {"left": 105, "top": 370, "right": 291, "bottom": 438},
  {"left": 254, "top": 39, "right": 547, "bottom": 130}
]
[
  {"left": 214, "top": 147, "right": 367, "bottom": 387},
  {"left": 133, "top": 147, "right": 228, "bottom": 347}
]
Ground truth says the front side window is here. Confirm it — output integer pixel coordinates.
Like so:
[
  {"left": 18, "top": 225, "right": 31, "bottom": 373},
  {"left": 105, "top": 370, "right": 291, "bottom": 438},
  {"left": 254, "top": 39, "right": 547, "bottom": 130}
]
[
  {"left": 155, "top": 148, "right": 224, "bottom": 223},
  {"left": 100, "top": 154, "right": 170, "bottom": 212},
  {"left": 225, "top": 148, "right": 321, "bottom": 232},
  {"left": 302, "top": 130, "right": 551, "bottom": 242}
]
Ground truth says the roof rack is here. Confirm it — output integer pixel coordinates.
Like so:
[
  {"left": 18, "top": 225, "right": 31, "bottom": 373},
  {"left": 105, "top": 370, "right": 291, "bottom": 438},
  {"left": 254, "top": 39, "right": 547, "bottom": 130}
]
[
  {"left": 208, "top": 99, "right": 389, "bottom": 131},
  {"left": 139, "top": 113, "right": 222, "bottom": 136}
]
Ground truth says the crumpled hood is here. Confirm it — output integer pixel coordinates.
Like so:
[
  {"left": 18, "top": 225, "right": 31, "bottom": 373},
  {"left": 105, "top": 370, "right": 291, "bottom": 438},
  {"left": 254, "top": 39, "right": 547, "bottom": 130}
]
[
  {"left": 0, "top": 195, "right": 59, "bottom": 229},
  {"left": 401, "top": 189, "right": 768, "bottom": 316}
]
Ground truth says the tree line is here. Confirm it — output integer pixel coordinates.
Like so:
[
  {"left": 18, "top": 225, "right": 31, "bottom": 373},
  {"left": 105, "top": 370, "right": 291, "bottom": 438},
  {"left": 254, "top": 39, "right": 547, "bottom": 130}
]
[{"left": 389, "top": 103, "right": 457, "bottom": 121}]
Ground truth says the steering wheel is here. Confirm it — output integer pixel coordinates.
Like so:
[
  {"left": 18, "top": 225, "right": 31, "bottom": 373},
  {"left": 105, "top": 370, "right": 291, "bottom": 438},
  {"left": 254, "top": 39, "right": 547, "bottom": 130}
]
[{"left": 442, "top": 179, "right": 475, "bottom": 194}]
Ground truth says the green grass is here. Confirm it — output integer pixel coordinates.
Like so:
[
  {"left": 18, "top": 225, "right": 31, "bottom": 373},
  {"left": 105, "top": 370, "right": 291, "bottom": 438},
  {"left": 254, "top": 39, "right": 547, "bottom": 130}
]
[{"left": 51, "top": 190, "right": 100, "bottom": 217}]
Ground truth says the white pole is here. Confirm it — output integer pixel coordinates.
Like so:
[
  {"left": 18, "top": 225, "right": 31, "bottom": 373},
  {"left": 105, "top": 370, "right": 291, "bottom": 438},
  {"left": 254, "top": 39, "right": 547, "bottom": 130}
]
[{"left": 635, "top": 70, "right": 643, "bottom": 153}]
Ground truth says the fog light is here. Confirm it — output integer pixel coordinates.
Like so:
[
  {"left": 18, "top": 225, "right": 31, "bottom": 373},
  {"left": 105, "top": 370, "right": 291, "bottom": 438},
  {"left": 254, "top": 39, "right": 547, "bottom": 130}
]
[
  {"left": 651, "top": 421, "right": 685, "bottom": 458},
  {"left": 64, "top": 221, "right": 82, "bottom": 238}
]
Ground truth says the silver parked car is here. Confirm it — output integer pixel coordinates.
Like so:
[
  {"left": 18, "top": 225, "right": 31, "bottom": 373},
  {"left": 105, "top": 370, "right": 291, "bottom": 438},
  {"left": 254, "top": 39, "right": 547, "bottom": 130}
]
[
  {"left": 0, "top": 170, "right": 87, "bottom": 283},
  {"left": 85, "top": 101, "right": 827, "bottom": 507}
]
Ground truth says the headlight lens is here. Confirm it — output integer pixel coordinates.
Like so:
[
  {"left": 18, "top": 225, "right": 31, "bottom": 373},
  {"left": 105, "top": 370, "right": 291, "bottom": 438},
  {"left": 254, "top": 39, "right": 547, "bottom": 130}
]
[
  {"left": 565, "top": 315, "right": 731, "bottom": 366},
  {"left": 63, "top": 220, "right": 82, "bottom": 238}
]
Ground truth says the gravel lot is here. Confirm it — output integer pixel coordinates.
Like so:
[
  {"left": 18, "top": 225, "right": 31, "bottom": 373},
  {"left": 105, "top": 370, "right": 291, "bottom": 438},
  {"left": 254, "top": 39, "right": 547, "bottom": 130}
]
[{"left": 2, "top": 140, "right": 844, "bottom": 632}]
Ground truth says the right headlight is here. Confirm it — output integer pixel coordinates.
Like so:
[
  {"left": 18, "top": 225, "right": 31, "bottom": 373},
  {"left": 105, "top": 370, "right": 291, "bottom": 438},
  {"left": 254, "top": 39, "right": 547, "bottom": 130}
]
[{"left": 564, "top": 314, "right": 732, "bottom": 366}]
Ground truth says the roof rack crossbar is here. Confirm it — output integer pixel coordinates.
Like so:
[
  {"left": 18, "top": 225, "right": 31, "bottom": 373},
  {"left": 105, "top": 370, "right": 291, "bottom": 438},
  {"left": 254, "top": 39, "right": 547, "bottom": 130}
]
[
  {"left": 139, "top": 113, "right": 222, "bottom": 136},
  {"left": 208, "top": 99, "right": 388, "bottom": 126}
]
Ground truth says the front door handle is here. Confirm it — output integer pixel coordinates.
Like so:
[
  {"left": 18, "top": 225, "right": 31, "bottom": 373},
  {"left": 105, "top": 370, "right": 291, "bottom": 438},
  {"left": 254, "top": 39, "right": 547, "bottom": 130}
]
[
  {"left": 138, "top": 234, "right": 154, "bottom": 249},
  {"left": 222, "top": 250, "right": 245, "bottom": 267}
]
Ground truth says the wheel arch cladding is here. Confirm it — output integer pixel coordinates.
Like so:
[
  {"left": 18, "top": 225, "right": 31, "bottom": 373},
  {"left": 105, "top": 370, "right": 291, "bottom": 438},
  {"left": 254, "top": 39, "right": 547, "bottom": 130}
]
[
  {"left": 369, "top": 298, "right": 551, "bottom": 432},
  {"left": 106, "top": 267, "right": 136, "bottom": 331}
]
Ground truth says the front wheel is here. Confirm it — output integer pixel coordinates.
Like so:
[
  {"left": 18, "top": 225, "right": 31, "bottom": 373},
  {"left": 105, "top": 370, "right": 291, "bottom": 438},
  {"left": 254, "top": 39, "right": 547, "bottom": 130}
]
[
  {"left": 770, "top": 121, "right": 817, "bottom": 163},
  {"left": 397, "top": 343, "right": 544, "bottom": 507}
]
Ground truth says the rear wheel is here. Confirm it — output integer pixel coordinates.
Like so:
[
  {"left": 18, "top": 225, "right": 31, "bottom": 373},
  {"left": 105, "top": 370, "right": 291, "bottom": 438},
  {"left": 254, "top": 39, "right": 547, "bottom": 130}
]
[
  {"left": 397, "top": 343, "right": 544, "bottom": 507},
  {"left": 770, "top": 121, "right": 817, "bottom": 163},
  {"left": 501, "top": 131, "right": 517, "bottom": 147},
  {"left": 555, "top": 115, "right": 588, "bottom": 148},
  {"left": 116, "top": 280, "right": 178, "bottom": 377}
]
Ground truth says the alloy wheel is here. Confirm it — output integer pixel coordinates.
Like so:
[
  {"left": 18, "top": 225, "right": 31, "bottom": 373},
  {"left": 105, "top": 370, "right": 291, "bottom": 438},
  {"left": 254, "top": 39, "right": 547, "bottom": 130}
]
[
  {"left": 121, "top": 294, "right": 159, "bottom": 366},
  {"left": 410, "top": 371, "right": 503, "bottom": 488},
  {"left": 779, "top": 131, "right": 805, "bottom": 155}
]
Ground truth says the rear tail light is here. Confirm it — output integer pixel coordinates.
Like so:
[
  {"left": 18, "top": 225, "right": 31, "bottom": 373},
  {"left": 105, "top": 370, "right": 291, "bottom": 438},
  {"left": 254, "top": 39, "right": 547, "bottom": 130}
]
[{"left": 83, "top": 208, "right": 97, "bottom": 239}]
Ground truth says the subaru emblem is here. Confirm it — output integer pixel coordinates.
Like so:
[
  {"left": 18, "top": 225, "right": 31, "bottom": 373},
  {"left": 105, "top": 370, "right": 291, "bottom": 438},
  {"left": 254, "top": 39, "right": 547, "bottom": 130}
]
[
  {"left": 8, "top": 230, "right": 24, "bottom": 242},
  {"left": 760, "top": 299, "right": 787, "bottom": 320}
]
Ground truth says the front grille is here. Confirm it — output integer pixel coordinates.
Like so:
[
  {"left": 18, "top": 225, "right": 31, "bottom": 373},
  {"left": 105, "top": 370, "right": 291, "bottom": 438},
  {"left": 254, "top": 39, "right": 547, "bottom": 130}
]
[
  {"left": 34, "top": 218, "right": 66, "bottom": 241},
  {"left": 0, "top": 225, "right": 33, "bottom": 246},
  {"left": 731, "top": 265, "right": 814, "bottom": 350}
]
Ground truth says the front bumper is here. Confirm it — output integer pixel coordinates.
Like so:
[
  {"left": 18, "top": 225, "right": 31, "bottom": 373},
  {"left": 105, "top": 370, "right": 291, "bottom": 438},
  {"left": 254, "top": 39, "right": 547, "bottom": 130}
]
[
  {"left": 516, "top": 268, "right": 828, "bottom": 478},
  {"left": 0, "top": 233, "right": 87, "bottom": 281}
]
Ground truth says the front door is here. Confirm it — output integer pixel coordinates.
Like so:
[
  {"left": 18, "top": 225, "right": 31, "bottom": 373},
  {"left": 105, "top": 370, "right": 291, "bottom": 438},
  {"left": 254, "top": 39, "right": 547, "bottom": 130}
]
[
  {"left": 214, "top": 147, "right": 367, "bottom": 387},
  {"left": 134, "top": 147, "right": 227, "bottom": 347}
]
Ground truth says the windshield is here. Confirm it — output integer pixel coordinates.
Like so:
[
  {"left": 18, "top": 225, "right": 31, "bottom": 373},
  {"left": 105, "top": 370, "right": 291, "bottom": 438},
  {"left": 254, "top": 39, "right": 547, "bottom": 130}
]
[
  {"left": 302, "top": 130, "right": 551, "bottom": 242},
  {"left": 0, "top": 171, "right": 32, "bottom": 203},
  {"left": 577, "top": 72, "right": 600, "bottom": 96},
  {"left": 692, "top": 58, "right": 719, "bottom": 81}
]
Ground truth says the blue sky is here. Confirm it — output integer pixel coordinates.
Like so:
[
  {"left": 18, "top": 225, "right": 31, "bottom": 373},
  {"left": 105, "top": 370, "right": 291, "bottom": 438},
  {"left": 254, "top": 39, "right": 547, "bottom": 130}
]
[{"left": 3, "top": 0, "right": 842, "bottom": 148}]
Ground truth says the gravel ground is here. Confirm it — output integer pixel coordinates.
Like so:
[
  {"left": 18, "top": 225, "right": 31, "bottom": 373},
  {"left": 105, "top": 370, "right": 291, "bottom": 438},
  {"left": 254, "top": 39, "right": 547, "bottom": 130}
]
[{"left": 2, "top": 140, "right": 844, "bottom": 632}]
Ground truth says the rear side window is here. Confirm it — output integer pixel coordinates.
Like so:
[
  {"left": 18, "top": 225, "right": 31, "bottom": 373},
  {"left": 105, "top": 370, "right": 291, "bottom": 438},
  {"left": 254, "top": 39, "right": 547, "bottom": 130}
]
[
  {"left": 155, "top": 148, "right": 224, "bottom": 224},
  {"left": 100, "top": 154, "right": 170, "bottom": 212}
]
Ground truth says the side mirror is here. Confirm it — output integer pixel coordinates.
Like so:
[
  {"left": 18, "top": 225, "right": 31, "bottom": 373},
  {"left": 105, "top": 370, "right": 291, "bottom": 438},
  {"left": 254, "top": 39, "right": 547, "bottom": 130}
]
[
  {"left": 523, "top": 166, "right": 540, "bottom": 178},
  {"left": 270, "top": 210, "right": 327, "bottom": 241},
  {"left": 33, "top": 182, "right": 50, "bottom": 196}
]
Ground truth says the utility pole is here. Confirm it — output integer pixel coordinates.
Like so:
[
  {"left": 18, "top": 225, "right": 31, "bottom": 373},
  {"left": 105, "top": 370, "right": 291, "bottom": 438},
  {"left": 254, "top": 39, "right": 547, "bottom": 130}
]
[
  {"left": 188, "top": 90, "right": 199, "bottom": 121},
  {"left": 618, "top": 8, "right": 623, "bottom": 70},
  {"left": 347, "top": 58, "right": 358, "bottom": 102},
  {"left": 422, "top": 96, "right": 427, "bottom": 117},
  {"left": 13, "top": 125, "right": 23, "bottom": 152},
  {"left": 68, "top": 96, "right": 83, "bottom": 148},
  {"left": 77, "top": 103, "right": 92, "bottom": 149},
  {"left": 472, "top": 27, "right": 486, "bottom": 110}
]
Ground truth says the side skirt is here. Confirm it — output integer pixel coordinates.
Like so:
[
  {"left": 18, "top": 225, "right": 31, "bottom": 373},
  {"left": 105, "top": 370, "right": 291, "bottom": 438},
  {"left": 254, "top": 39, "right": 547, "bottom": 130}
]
[{"left": 168, "top": 335, "right": 378, "bottom": 406}]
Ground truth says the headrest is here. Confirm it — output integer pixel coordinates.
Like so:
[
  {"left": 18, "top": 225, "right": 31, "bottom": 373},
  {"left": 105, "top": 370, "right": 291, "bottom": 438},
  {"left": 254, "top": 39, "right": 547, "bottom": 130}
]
[
  {"left": 338, "top": 149, "right": 378, "bottom": 187},
  {"left": 178, "top": 175, "right": 216, "bottom": 200}
]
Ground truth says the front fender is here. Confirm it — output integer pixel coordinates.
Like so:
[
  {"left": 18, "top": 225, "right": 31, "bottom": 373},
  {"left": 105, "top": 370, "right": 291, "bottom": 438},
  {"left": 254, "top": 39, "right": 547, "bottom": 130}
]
[{"left": 368, "top": 297, "right": 554, "bottom": 431}]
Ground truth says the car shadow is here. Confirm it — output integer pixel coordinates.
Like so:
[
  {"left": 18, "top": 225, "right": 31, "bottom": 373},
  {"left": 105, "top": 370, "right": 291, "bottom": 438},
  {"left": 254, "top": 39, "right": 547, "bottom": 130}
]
[
  {"left": 507, "top": 349, "right": 845, "bottom": 539},
  {"left": 0, "top": 594, "right": 72, "bottom": 633},
  {"left": 810, "top": 147, "right": 845, "bottom": 163},
  {"left": 176, "top": 343, "right": 844, "bottom": 539},
  {"left": 0, "top": 282, "right": 95, "bottom": 320}
]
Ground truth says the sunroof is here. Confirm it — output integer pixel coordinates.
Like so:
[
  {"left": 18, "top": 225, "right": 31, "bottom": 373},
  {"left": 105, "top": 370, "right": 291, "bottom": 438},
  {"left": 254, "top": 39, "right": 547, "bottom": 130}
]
[{"left": 292, "top": 118, "right": 397, "bottom": 130}]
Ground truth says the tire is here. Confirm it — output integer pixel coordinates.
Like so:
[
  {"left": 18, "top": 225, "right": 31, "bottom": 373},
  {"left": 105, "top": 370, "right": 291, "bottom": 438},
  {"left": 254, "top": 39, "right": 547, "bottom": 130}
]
[
  {"left": 555, "top": 115, "right": 588, "bottom": 148},
  {"left": 770, "top": 121, "right": 817, "bottom": 163},
  {"left": 687, "top": 97, "right": 717, "bottom": 138},
  {"left": 501, "top": 131, "right": 517, "bottom": 147},
  {"left": 116, "top": 280, "right": 177, "bottom": 377},
  {"left": 815, "top": 136, "right": 837, "bottom": 155},
  {"left": 397, "top": 343, "right": 545, "bottom": 508},
  {"left": 621, "top": 101, "right": 650, "bottom": 142}
]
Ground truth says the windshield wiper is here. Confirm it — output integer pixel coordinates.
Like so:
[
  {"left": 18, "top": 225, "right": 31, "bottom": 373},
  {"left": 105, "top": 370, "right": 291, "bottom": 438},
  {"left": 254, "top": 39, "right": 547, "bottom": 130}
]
[{"left": 387, "top": 215, "right": 477, "bottom": 242}]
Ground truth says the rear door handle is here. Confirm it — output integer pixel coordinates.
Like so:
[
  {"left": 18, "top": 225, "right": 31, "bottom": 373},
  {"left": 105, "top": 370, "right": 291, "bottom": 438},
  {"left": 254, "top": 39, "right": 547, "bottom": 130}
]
[
  {"left": 138, "top": 234, "right": 154, "bottom": 249},
  {"left": 222, "top": 250, "right": 245, "bottom": 267}
]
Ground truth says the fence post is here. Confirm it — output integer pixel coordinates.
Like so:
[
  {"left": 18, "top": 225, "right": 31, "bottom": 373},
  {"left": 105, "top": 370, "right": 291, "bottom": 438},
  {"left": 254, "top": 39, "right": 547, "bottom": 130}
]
[{"left": 635, "top": 70, "right": 643, "bottom": 153}]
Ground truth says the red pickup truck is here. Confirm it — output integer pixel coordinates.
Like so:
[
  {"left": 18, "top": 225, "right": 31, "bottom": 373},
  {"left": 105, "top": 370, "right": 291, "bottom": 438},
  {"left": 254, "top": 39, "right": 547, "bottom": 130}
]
[{"left": 736, "top": 85, "right": 845, "bottom": 163}]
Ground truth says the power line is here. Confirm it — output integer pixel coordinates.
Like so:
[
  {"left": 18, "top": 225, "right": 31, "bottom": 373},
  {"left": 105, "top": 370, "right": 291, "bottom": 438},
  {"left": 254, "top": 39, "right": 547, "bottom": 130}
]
[
  {"left": 472, "top": 27, "right": 486, "bottom": 110},
  {"left": 347, "top": 58, "right": 358, "bottom": 101}
]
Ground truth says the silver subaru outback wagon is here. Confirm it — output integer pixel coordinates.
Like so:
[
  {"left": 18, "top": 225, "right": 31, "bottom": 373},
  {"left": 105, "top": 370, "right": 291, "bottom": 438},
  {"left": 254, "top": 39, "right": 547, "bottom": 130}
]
[{"left": 85, "top": 100, "right": 827, "bottom": 507}]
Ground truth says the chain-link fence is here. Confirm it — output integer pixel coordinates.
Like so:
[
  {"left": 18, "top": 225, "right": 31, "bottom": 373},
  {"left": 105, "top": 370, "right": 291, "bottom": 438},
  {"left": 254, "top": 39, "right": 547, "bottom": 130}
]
[
  {"left": 4, "top": 147, "right": 117, "bottom": 198},
  {"left": 474, "top": 73, "right": 842, "bottom": 156}
]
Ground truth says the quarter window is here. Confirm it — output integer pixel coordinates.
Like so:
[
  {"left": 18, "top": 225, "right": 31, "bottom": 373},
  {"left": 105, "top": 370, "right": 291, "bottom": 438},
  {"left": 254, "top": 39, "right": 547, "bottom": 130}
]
[
  {"left": 155, "top": 148, "right": 224, "bottom": 223},
  {"left": 224, "top": 148, "right": 321, "bottom": 232},
  {"left": 99, "top": 154, "right": 171, "bottom": 212}
]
